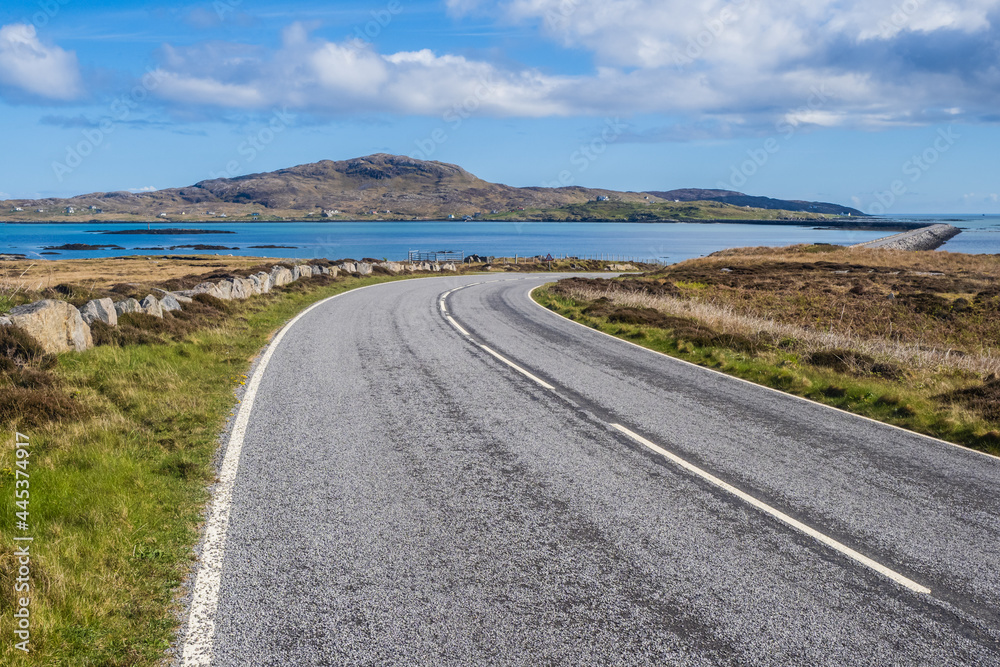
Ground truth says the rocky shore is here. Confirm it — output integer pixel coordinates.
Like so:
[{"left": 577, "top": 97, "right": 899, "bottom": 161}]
[{"left": 851, "top": 224, "right": 961, "bottom": 251}]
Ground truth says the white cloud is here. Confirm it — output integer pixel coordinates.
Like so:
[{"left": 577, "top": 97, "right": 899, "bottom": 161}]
[
  {"left": 497, "top": 0, "right": 1000, "bottom": 65},
  {"left": 145, "top": 2, "right": 1000, "bottom": 135},
  {"left": 0, "top": 24, "right": 82, "bottom": 100},
  {"left": 150, "top": 22, "right": 573, "bottom": 117},
  {"left": 127, "top": 186, "right": 158, "bottom": 193}
]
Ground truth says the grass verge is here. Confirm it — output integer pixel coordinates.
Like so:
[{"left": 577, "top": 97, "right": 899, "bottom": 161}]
[
  {"left": 0, "top": 271, "right": 418, "bottom": 665},
  {"left": 533, "top": 284, "right": 1000, "bottom": 457}
]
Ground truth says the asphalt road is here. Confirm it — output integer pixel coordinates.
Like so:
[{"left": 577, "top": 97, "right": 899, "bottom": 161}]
[{"left": 180, "top": 273, "right": 1000, "bottom": 666}]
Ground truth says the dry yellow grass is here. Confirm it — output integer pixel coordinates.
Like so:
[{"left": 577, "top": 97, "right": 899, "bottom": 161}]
[
  {"left": 563, "top": 284, "right": 1000, "bottom": 376},
  {"left": 0, "top": 255, "right": 283, "bottom": 292}
]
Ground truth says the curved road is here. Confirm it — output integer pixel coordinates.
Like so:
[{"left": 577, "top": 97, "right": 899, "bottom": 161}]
[{"left": 180, "top": 273, "right": 1000, "bottom": 666}]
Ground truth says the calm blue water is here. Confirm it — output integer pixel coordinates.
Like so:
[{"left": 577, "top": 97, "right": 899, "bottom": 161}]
[
  {"left": 1, "top": 216, "right": 995, "bottom": 264},
  {"left": 891, "top": 214, "right": 1000, "bottom": 255}
]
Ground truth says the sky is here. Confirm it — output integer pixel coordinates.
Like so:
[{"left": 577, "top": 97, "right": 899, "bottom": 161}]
[{"left": 1, "top": 0, "right": 998, "bottom": 214}]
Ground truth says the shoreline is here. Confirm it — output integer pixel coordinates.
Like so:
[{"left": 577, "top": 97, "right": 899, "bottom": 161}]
[{"left": 1, "top": 218, "right": 923, "bottom": 232}]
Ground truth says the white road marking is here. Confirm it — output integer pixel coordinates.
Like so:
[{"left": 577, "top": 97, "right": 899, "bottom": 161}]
[
  {"left": 528, "top": 285, "right": 1000, "bottom": 462},
  {"left": 180, "top": 284, "right": 383, "bottom": 666},
  {"left": 479, "top": 344, "right": 556, "bottom": 390},
  {"left": 610, "top": 423, "right": 931, "bottom": 595},
  {"left": 446, "top": 315, "right": 471, "bottom": 337},
  {"left": 447, "top": 278, "right": 932, "bottom": 593},
  {"left": 441, "top": 282, "right": 555, "bottom": 389}
]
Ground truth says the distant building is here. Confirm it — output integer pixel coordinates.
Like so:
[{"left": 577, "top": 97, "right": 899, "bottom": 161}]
[
  {"left": 158, "top": 213, "right": 168, "bottom": 218},
  {"left": 447, "top": 214, "right": 455, "bottom": 219},
  {"left": 65, "top": 206, "right": 75, "bottom": 214},
  {"left": 35, "top": 208, "right": 44, "bottom": 213},
  {"left": 596, "top": 196, "right": 610, "bottom": 202}
]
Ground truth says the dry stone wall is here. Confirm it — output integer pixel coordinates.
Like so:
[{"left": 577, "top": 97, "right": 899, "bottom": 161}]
[{"left": 0, "top": 260, "right": 455, "bottom": 355}]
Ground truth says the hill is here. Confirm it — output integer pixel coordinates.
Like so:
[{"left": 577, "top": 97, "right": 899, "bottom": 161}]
[
  {"left": 0, "top": 154, "right": 864, "bottom": 223},
  {"left": 648, "top": 188, "right": 865, "bottom": 216}
]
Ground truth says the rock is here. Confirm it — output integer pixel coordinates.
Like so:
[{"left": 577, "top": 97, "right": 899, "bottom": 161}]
[
  {"left": 290, "top": 265, "right": 301, "bottom": 281},
  {"left": 241, "top": 277, "right": 256, "bottom": 297},
  {"left": 140, "top": 295, "right": 163, "bottom": 318},
  {"left": 328, "top": 266, "right": 339, "bottom": 278},
  {"left": 853, "top": 224, "right": 961, "bottom": 251},
  {"left": 8, "top": 299, "right": 93, "bottom": 353},
  {"left": 246, "top": 275, "right": 263, "bottom": 295},
  {"left": 114, "top": 298, "right": 143, "bottom": 317},
  {"left": 270, "top": 265, "right": 293, "bottom": 286},
  {"left": 214, "top": 280, "right": 234, "bottom": 300},
  {"left": 379, "top": 262, "right": 403, "bottom": 273},
  {"left": 160, "top": 294, "right": 183, "bottom": 312},
  {"left": 0, "top": 316, "right": 11, "bottom": 327},
  {"left": 187, "top": 282, "right": 225, "bottom": 299},
  {"left": 170, "top": 293, "right": 193, "bottom": 304},
  {"left": 254, "top": 271, "right": 273, "bottom": 292},
  {"left": 80, "top": 298, "right": 117, "bottom": 327},
  {"left": 442, "top": 263, "right": 457, "bottom": 272},
  {"left": 356, "top": 262, "right": 373, "bottom": 276},
  {"left": 297, "top": 265, "right": 312, "bottom": 279},
  {"left": 220, "top": 278, "right": 248, "bottom": 300}
]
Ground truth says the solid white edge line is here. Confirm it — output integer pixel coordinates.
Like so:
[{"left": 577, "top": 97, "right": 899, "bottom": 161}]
[
  {"left": 610, "top": 424, "right": 931, "bottom": 595},
  {"left": 180, "top": 282, "right": 387, "bottom": 666},
  {"left": 528, "top": 285, "right": 1000, "bottom": 462}
]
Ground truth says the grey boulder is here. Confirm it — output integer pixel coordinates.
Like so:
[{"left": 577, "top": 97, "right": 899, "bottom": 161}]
[
  {"left": 80, "top": 298, "right": 117, "bottom": 327},
  {"left": 8, "top": 299, "right": 93, "bottom": 354}
]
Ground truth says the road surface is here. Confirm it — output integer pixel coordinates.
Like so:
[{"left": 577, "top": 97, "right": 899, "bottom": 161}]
[{"left": 179, "top": 273, "right": 1000, "bottom": 666}]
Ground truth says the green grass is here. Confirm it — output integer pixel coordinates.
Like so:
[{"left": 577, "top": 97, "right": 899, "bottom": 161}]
[
  {"left": 533, "top": 287, "right": 1000, "bottom": 456},
  {"left": 0, "top": 272, "right": 419, "bottom": 665},
  {"left": 481, "top": 200, "right": 837, "bottom": 223}
]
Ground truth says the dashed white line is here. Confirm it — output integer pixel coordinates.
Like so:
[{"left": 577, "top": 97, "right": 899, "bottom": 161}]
[
  {"left": 610, "top": 423, "right": 932, "bottom": 595},
  {"left": 444, "top": 278, "right": 934, "bottom": 596},
  {"left": 478, "top": 344, "right": 556, "bottom": 390},
  {"left": 446, "top": 315, "right": 471, "bottom": 337},
  {"left": 528, "top": 285, "right": 1000, "bottom": 463},
  {"left": 441, "top": 281, "right": 556, "bottom": 389}
]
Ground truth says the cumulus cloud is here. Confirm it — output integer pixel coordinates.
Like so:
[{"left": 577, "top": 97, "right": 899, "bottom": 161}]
[
  {"left": 149, "top": 23, "right": 571, "bottom": 117},
  {"left": 0, "top": 24, "right": 82, "bottom": 101},
  {"left": 146, "top": 1, "right": 1000, "bottom": 135}
]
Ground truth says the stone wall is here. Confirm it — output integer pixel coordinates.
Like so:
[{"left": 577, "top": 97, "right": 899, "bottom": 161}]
[
  {"left": 851, "top": 224, "right": 961, "bottom": 251},
  {"left": 1, "top": 260, "right": 456, "bottom": 355}
]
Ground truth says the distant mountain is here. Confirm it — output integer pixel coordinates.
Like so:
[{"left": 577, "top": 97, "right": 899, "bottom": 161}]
[
  {"left": 0, "top": 155, "right": 865, "bottom": 222},
  {"left": 647, "top": 188, "right": 865, "bottom": 216}
]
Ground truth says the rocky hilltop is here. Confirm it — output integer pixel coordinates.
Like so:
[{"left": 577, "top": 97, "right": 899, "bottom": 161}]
[{"left": 1, "top": 154, "right": 865, "bottom": 223}]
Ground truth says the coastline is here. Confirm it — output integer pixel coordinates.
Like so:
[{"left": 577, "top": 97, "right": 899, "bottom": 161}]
[{"left": 2, "top": 217, "right": 921, "bottom": 232}]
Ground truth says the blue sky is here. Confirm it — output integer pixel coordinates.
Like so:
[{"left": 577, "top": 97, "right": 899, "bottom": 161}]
[{"left": 1, "top": 0, "right": 998, "bottom": 213}]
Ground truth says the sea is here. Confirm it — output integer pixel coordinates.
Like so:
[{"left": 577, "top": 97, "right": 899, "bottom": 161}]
[{"left": 2, "top": 215, "right": 998, "bottom": 265}]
